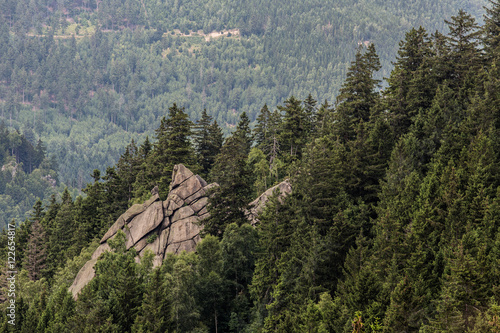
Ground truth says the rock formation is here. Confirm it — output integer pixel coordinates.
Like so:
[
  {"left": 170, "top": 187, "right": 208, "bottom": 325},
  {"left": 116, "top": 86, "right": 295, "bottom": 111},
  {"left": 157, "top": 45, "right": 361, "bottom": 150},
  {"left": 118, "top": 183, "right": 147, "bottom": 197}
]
[
  {"left": 69, "top": 165, "right": 292, "bottom": 298},
  {"left": 246, "top": 179, "right": 292, "bottom": 225},
  {"left": 69, "top": 164, "right": 215, "bottom": 298}
]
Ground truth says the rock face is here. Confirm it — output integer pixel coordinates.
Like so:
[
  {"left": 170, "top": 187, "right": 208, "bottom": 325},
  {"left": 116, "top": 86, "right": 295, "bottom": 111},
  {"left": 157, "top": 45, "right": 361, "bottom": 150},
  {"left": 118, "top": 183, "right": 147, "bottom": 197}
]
[
  {"left": 69, "top": 165, "right": 293, "bottom": 298},
  {"left": 69, "top": 164, "right": 215, "bottom": 298},
  {"left": 246, "top": 179, "right": 292, "bottom": 225}
]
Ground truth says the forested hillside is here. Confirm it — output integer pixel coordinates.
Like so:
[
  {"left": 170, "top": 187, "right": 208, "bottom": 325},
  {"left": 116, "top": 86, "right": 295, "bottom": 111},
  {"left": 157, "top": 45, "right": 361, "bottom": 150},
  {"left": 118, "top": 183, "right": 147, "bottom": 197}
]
[
  {"left": 0, "top": 0, "right": 488, "bottom": 187},
  {"left": 0, "top": 124, "right": 74, "bottom": 228},
  {"left": 2, "top": 3, "right": 500, "bottom": 331}
]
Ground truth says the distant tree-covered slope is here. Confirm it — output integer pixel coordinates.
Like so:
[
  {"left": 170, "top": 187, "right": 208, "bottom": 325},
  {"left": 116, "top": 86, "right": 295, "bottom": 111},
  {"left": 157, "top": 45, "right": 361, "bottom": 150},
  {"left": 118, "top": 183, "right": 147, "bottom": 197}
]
[
  {"left": 0, "top": 123, "right": 75, "bottom": 228},
  {"left": 0, "top": 0, "right": 487, "bottom": 185}
]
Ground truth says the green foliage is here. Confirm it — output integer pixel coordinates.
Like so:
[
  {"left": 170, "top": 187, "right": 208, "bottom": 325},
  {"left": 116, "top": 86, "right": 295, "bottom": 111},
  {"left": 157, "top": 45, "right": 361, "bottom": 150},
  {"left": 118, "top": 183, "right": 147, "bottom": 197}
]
[
  {"left": 0, "top": 125, "right": 62, "bottom": 229},
  {"left": 193, "top": 109, "right": 223, "bottom": 177},
  {"left": 204, "top": 114, "right": 254, "bottom": 236},
  {"left": 4, "top": 4, "right": 500, "bottom": 332}
]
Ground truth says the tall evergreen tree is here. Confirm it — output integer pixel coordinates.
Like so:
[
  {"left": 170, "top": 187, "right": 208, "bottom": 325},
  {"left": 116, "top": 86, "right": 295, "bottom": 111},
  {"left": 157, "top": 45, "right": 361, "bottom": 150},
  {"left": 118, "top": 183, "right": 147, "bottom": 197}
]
[
  {"left": 303, "top": 93, "right": 317, "bottom": 134},
  {"left": 384, "top": 27, "right": 434, "bottom": 137},
  {"left": 483, "top": 0, "right": 500, "bottom": 59},
  {"left": 278, "top": 96, "right": 308, "bottom": 160},
  {"left": 254, "top": 104, "right": 272, "bottom": 152},
  {"left": 139, "top": 103, "right": 198, "bottom": 198},
  {"left": 205, "top": 132, "right": 253, "bottom": 236},
  {"left": 47, "top": 188, "right": 74, "bottom": 274},
  {"left": 132, "top": 268, "right": 170, "bottom": 333},
  {"left": 334, "top": 44, "right": 381, "bottom": 142},
  {"left": 193, "top": 109, "right": 223, "bottom": 176},
  {"left": 445, "top": 9, "right": 482, "bottom": 96},
  {"left": 24, "top": 219, "right": 47, "bottom": 281},
  {"left": 234, "top": 111, "right": 253, "bottom": 155},
  {"left": 312, "top": 99, "right": 333, "bottom": 138}
]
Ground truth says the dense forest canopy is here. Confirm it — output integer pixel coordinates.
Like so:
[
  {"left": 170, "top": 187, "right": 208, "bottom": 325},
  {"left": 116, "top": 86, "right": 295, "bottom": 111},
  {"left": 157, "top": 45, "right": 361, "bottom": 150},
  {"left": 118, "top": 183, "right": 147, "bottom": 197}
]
[{"left": 1, "top": 1, "right": 500, "bottom": 331}]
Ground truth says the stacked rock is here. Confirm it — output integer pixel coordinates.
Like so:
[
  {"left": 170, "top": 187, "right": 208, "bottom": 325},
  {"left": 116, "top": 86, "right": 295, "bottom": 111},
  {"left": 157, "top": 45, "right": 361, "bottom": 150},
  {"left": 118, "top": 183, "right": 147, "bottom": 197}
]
[{"left": 69, "top": 164, "right": 216, "bottom": 298}]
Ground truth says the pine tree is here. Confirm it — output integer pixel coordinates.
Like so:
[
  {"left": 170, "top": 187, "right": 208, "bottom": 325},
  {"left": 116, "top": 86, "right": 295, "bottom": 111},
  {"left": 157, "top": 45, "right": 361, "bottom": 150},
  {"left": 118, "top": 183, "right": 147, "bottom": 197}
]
[
  {"left": 132, "top": 268, "right": 170, "bottom": 333},
  {"left": 221, "top": 224, "right": 259, "bottom": 330},
  {"left": 208, "top": 120, "right": 224, "bottom": 166},
  {"left": 193, "top": 109, "right": 223, "bottom": 176},
  {"left": 38, "top": 286, "right": 76, "bottom": 332},
  {"left": 101, "top": 166, "right": 129, "bottom": 231},
  {"left": 195, "top": 235, "right": 229, "bottom": 332},
  {"left": 205, "top": 133, "right": 253, "bottom": 236},
  {"left": 445, "top": 9, "right": 482, "bottom": 93},
  {"left": 234, "top": 111, "right": 253, "bottom": 155},
  {"left": 254, "top": 104, "right": 272, "bottom": 152},
  {"left": 115, "top": 139, "right": 141, "bottom": 203},
  {"left": 313, "top": 99, "right": 333, "bottom": 138},
  {"left": 250, "top": 194, "right": 295, "bottom": 314},
  {"left": 384, "top": 27, "right": 434, "bottom": 137},
  {"left": 193, "top": 109, "right": 214, "bottom": 174},
  {"left": 303, "top": 93, "right": 317, "bottom": 134},
  {"left": 278, "top": 96, "right": 307, "bottom": 160},
  {"left": 74, "top": 231, "right": 144, "bottom": 332},
  {"left": 76, "top": 169, "right": 105, "bottom": 248},
  {"left": 139, "top": 103, "right": 198, "bottom": 198},
  {"left": 334, "top": 44, "right": 381, "bottom": 143},
  {"left": 47, "top": 188, "right": 75, "bottom": 274},
  {"left": 333, "top": 235, "right": 383, "bottom": 332},
  {"left": 24, "top": 220, "right": 47, "bottom": 281},
  {"left": 483, "top": 0, "right": 500, "bottom": 60},
  {"left": 428, "top": 231, "right": 490, "bottom": 332}
]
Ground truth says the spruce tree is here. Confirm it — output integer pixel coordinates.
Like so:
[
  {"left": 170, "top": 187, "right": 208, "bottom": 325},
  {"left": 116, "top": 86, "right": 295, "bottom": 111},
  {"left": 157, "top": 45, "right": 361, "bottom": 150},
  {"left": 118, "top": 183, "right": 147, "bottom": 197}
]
[
  {"left": 205, "top": 133, "right": 253, "bottom": 236},
  {"left": 132, "top": 268, "right": 170, "bottom": 333},
  {"left": 334, "top": 44, "right": 381, "bottom": 143},
  {"left": 115, "top": 139, "right": 141, "bottom": 203},
  {"left": 234, "top": 111, "right": 253, "bottom": 155},
  {"left": 193, "top": 109, "right": 223, "bottom": 176},
  {"left": 445, "top": 9, "right": 482, "bottom": 96},
  {"left": 254, "top": 104, "right": 272, "bottom": 152},
  {"left": 76, "top": 169, "right": 105, "bottom": 247},
  {"left": 139, "top": 103, "right": 198, "bottom": 198},
  {"left": 47, "top": 188, "right": 74, "bottom": 274},
  {"left": 303, "top": 93, "right": 317, "bottom": 134},
  {"left": 384, "top": 27, "right": 434, "bottom": 137},
  {"left": 24, "top": 220, "right": 47, "bottom": 281},
  {"left": 195, "top": 235, "right": 229, "bottom": 332},
  {"left": 193, "top": 109, "right": 214, "bottom": 174},
  {"left": 483, "top": 0, "right": 500, "bottom": 60},
  {"left": 278, "top": 96, "right": 308, "bottom": 160},
  {"left": 313, "top": 99, "right": 333, "bottom": 138}
]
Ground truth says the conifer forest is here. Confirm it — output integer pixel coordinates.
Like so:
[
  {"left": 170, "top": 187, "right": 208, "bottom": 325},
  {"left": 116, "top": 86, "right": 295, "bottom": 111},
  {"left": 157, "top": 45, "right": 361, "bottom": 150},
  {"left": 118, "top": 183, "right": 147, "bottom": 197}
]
[{"left": 2, "top": 0, "right": 500, "bottom": 332}]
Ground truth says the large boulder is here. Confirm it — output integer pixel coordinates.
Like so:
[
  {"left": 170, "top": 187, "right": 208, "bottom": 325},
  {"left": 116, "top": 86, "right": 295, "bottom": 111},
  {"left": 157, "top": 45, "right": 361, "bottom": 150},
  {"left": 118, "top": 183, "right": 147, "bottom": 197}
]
[
  {"left": 70, "top": 164, "right": 215, "bottom": 299},
  {"left": 100, "top": 193, "right": 160, "bottom": 244},
  {"left": 169, "top": 164, "right": 194, "bottom": 190},
  {"left": 126, "top": 201, "right": 164, "bottom": 249}
]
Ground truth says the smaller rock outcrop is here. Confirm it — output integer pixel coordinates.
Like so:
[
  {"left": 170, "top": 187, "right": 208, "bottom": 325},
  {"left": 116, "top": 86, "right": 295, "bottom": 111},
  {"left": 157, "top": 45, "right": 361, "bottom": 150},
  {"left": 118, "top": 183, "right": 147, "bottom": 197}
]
[{"left": 246, "top": 179, "right": 292, "bottom": 225}]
